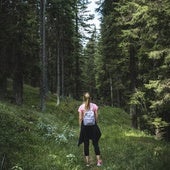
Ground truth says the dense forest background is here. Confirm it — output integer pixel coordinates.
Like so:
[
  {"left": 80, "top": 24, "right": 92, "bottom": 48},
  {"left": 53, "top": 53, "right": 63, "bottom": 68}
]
[{"left": 0, "top": 0, "right": 170, "bottom": 140}]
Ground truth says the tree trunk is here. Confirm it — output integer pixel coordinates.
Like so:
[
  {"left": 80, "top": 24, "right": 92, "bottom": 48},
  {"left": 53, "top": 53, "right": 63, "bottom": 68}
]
[
  {"left": 56, "top": 40, "right": 60, "bottom": 106},
  {"left": 13, "top": 50, "right": 23, "bottom": 105},
  {"left": 12, "top": 32, "right": 23, "bottom": 105},
  {"left": 40, "top": 0, "right": 47, "bottom": 111},
  {"left": 61, "top": 41, "right": 64, "bottom": 98},
  {"left": 129, "top": 44, "right": 137, "bottom": 128},
  {"left": 109, "top": 76, "right": 113, "bottom": 107},
  {"left": 0, "top": 74, "right": 7, "bottom": 99},
  {"left": 13, "top": 69, "right": 23, "bottom": 105},
  {"left": 0, "top": 47, "right": 8, "bottom": 99},
  {"left": 75, "top": 5, "right": 80, "bottom": 99},
  {"left": 130, "top": 104, "right": 138, "bottom": 128},
  {"left": 116, "top": 89, "right": 120, "bottom": 107}
]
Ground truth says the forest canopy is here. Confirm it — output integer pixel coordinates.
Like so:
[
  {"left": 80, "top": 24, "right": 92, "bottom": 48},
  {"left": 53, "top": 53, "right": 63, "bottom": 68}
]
[{"left": 0, "top": 0, "right": 170, "bottom": 140}]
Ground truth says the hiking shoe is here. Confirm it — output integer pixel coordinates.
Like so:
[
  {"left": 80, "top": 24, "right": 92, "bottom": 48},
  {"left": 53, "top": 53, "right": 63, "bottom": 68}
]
[{"left": 97, "top": 160, "right": 102, "bottom": 166}]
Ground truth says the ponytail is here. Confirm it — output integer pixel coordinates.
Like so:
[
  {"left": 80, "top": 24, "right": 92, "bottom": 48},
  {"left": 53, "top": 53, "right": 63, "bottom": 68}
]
[{"left": 83, "top": 92, "right": 91, "bottom": 110}]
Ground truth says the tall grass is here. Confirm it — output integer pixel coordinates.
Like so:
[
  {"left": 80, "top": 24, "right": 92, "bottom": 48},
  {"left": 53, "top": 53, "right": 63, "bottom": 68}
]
[{"left": 0, "top": 85, "right": 170, "bottom": 170}]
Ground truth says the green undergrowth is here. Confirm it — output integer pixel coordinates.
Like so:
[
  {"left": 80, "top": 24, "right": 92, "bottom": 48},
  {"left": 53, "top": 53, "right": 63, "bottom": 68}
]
[{"left": 0, "top": 85, "right": 170, "bottom": 170}]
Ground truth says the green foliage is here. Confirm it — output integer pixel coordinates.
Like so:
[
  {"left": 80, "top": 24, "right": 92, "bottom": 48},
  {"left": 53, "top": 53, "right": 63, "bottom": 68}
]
[
  {"left": 37, "top": 121, "right": 75, "bottom": 144},
  {"left": 129, "top": 90, "right": 146, "bottom": 106},
  {"left": 81, "top": 29, "right": 98, "bottom": 95},
  {"left": 151, "top": 118, "right": 169, "bottom": 129},
  {"left": 1, "top": 84, "right": 170, "bottom": 169},
  {"left": 145, "top": 79, "right": 170, "bottom": 111},
  {"left": 99, "top": 0, "right": 170, "bottom": 136}
]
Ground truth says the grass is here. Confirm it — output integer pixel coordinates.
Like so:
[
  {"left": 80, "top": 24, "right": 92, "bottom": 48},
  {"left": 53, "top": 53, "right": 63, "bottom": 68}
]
[{"left": 0, "top": 84, "right": 170, "bottom": 170}]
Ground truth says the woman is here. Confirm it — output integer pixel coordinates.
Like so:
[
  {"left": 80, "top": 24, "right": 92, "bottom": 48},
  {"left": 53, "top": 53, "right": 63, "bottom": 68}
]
[{"left": 78, "top": 92, "right": 102, "bottom": 167}]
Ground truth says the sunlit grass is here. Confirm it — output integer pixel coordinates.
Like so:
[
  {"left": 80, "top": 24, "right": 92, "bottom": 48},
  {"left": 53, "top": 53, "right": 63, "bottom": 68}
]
[{"left": 124, "top": 129, "right": 150, "bottom": 137}]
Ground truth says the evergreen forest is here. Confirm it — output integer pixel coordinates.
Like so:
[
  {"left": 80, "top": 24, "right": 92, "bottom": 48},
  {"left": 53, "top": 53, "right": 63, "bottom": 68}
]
[{"left": 0, "top": 0, "right": 170, "bottom": 169}]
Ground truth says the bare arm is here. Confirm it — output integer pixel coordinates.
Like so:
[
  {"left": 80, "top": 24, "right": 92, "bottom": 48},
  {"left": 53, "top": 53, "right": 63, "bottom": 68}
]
[
  {"left": 79, "top": 111, "right": 83, "bottom": 126},
  {"left": 95, "top": 110, "right": 98, "bottom": 122}
]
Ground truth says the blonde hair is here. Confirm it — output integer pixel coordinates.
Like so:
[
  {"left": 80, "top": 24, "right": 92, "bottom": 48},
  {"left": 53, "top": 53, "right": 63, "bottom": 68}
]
[{"left": 83, "top": 92, "right": 91, "bottom": 110}]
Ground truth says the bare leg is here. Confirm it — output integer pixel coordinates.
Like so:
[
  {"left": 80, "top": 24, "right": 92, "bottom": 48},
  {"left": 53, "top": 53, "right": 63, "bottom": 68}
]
[
  {"left": 96, "top": 155, "right": 101, "bottom": 161},
  {"left": 85, "top": 156, "right": 89, "bottom": 165}
]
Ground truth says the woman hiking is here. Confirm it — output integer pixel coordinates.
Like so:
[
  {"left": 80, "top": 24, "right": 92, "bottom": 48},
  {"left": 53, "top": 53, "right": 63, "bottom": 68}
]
[{"left": 78, "top": 92, "right": 102, "bottom": 167}]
